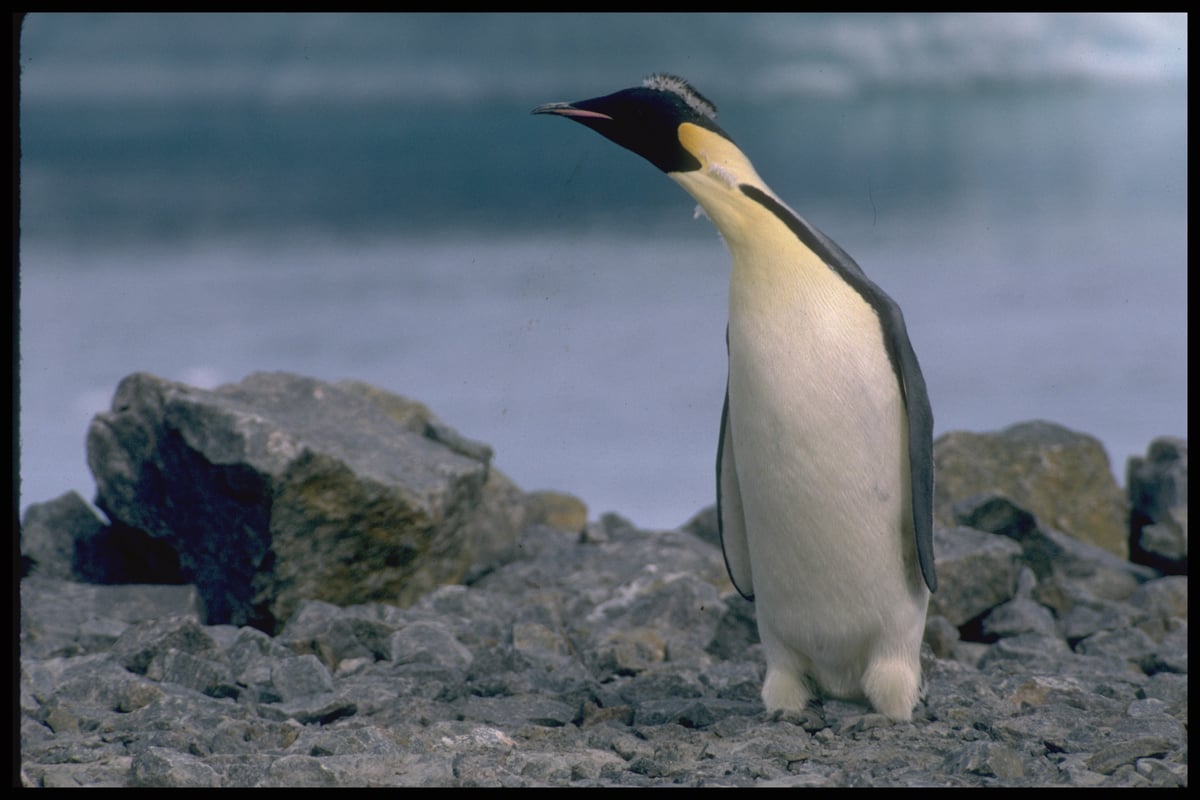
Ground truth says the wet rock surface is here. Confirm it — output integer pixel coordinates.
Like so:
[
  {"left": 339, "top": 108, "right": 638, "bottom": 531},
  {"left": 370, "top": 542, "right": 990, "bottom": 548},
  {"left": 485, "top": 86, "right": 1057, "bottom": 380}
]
[{"left": 18, "top": 373, "right": 1188, "bottom": 787}]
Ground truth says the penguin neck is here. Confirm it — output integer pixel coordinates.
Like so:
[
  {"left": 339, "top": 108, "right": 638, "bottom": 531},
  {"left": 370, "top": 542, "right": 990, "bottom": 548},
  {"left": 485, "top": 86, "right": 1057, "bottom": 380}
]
[
  {"left": 668, "top": 137, "right": 865, "bottom": 339},
  {"left": 671, "top": 171, "right": 838, "bottom": 319},
  {"left": 670, "top": 121, "right": 827, "bottom": 272}
]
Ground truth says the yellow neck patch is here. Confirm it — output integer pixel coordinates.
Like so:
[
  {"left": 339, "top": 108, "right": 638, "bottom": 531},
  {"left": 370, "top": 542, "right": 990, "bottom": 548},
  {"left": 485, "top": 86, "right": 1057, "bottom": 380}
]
[
  {"left": 670, "top": 123, "right": 833, "bottom": 301},
  {"left": 672, "top": 122, "right": 781, "bottom": 253},
  {"left": 676, "top": 122, "right": 762, "bottom": 190}
]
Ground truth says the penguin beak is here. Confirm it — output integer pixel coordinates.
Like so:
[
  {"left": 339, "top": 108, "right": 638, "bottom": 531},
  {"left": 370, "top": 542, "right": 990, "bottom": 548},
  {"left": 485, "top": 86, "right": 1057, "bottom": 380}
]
[{"left": 532, "top": 101, "right": 613, "bottom": 121}]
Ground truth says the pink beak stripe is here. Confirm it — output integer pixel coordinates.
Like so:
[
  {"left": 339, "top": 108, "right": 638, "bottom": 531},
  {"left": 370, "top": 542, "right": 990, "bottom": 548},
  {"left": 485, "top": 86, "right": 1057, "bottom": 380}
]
[{"left": 538, "top": 106, "right": 613, "bottom": 121}]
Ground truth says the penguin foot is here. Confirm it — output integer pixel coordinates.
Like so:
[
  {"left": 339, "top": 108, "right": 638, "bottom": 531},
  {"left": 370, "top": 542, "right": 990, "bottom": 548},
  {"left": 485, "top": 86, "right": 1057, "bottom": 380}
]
[
  {"left": 761, "top": 667, "right": 813, "bottom": 714},
  {"left": 862, "top": 658, "right": 921, "bottom": 723}
]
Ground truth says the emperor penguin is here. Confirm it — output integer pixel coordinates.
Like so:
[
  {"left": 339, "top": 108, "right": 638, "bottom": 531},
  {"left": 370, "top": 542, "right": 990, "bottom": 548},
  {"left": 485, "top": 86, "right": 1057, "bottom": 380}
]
[{"left": 534, "top": 74, "right": 936, "bottom": 722}]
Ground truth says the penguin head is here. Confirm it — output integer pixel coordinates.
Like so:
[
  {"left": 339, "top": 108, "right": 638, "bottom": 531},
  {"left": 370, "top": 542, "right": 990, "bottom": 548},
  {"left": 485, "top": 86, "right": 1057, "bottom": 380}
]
[{"left": 533, "top": 73, "right": 733, "bottom": 175}]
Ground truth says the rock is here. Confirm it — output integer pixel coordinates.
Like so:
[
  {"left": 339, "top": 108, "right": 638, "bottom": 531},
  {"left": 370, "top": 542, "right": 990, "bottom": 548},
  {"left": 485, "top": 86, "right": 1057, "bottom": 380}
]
[
  {"left": 1033, "top": 527, "right": 1157, "bottom": 604},
  {"left": 17, "top": 376, "right": 1189, "bottom": 787},
  {"left": 1143, "top": 624, "right": 1188, "bottom": 679},
  {"left": 1129, "top": 575, "right": 1188, "bottom": 622},
  {"left": 270, "top": 654, "right": 335, "bottom": 701},
  {"left": 111, "top": 615, "right": 223, "bottom": 675},
  {"left": 388, "top": 621, "right": 474, "bottom": 671},
  {"left": 83, "top": 371, "right": 528, "bottom": 631},
  {"left": 952, "top": 492, "right": 1039, "bottom": 541},
  {"left": 933, "top": 421, "right": 1128, "bottom": 558},
  {"left": 591, "top": 627, "right": 668, "bottom": 676},
  {"left": 981, "top": 568, "right": 1058, "bottom": 639},
  {"left": 1127, "top": 437, "right": 1187, "bottom": 574},
  {"left": 681, "top": 504, "right": 720, "bottom": 549},
  {"left": 946, "top": 741, "right": 1025, "bottom": 781},
  {"left": 131, "top": 747, "right": 222, "bottom": 788},
  {"left": 20, "top": 491, "right": 105, "bottom": 580},
  {"left": 1057, "top": 597, "right": 1137, "bottom": 646},
  {"left": 73, "top": 517, "right": 188, "bottom": 585},
  {"left": 335, "top": 378, "right": 529, "bottom": 583},
  {"left": 15, "top": 490, "right": 187, "bottom": 587},
  {"left": 1086, "top": 736, "right": 1173, "bottom": 776},
  {"left": 147, "top": 649, "right": 238, "bottom": 699},
  {"left": 19, "top": 512, "right": 1189, "bottom": 788},
  {"left": 927, "top": 526, "right": 1022, "bottom": 627},
  {"left": 274, "top": 599, "right": 397, "bottom": 671},
  {"left": 525, "top": 490, "right": 589, "bottom": 534},
  {"left": 19, "top": 577, "right": 202, "bottom": 660},
  {"left": 922, "top": 614, "right": 962, "bottom": 660},
  {"left": 462, "top": 467, "right": 530, "bottom": 582},
  {"left": 1136, "top": 523, "right": 1187, "bottom": 571},
  {"left": 950, "top": 493, "right": 1157, "bottom": 605},
  {"left": 458, "top": 694, "right": 579, "bottom": 728}
]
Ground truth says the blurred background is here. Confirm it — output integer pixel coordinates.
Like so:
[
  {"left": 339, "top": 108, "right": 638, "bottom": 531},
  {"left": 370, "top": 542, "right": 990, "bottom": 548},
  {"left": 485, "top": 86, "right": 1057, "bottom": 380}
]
[{"left": 17, "top": 13, "right": 1187, "bottom": 529}]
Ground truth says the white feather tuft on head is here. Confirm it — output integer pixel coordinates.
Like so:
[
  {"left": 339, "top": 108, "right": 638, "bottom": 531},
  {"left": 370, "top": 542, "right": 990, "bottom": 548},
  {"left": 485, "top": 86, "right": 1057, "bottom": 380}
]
[{"left": 642, "top": 73, "right": 718, "bottom": 121}]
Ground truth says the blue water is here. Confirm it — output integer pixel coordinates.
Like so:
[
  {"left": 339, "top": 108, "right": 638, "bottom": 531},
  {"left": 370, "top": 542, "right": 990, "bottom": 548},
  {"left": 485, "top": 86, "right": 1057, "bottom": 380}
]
[{"left": 17, "top": 13, "right": 1188, "bottom": 529}]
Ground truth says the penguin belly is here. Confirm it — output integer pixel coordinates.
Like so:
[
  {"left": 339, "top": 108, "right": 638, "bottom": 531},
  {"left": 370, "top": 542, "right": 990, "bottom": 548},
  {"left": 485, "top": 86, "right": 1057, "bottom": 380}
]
[{"left": 726, "top": 270, "right": 929, "bottom": 722}]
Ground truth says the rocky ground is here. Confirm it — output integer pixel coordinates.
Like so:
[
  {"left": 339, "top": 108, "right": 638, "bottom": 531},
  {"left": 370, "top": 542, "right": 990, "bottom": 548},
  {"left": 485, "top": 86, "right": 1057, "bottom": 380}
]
[{"left": 18, "top": 372, "right": 1188, "bottom": 787}]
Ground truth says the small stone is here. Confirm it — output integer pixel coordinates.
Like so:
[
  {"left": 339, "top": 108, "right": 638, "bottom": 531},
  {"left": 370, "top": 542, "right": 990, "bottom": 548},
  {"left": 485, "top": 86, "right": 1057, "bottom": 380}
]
[
  {"left": 1086, "top": 736, "right": 1172, "bottom": 775},
  {"left": 981, "top": 597, "right": 1058, "bottom": 639},
  {"left": 591, "top": 627, "right": 667, "bottom": 677},
  {"left": 131, "top": 747, "right": 221, "bottom": 788},
  {"left": 1126, "top": 698, "right": 1169, "bottom": 718},
  {"left": 147, "top": 649, "right": 237, "bottom": 698},
  {"left": 111, "top": 616, "right": 219, "bottom": 675},
  {"left": 946, "top": 741, "right": 1025, "bottom": 781},
  {"left": 525, "top": 491, "right": 588, "bottom": 533},
  {"left": 270, "top": 654, "right": 334, "bottom": 701},
  {"left": 388, "top": 621, "right": 473, "bottom": 671}
]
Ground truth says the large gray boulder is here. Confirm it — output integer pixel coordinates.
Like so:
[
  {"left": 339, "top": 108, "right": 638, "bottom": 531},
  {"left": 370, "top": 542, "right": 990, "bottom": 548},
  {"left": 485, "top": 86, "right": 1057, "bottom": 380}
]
[
  {"left": 83, "top": 371, "right": 528, "bottom": 631},
  {"left": 933, "top": 421, "right": 1128, "bottom": 559}
]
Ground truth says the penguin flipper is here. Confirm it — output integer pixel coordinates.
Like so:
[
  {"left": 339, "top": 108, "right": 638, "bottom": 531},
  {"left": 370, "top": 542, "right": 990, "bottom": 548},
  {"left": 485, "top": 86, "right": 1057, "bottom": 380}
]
[
  {"left": 877, "top": 300, "right": 937, "bottom": 594},
  {"left": 717, "top": 383, "right": 755, "bottom": 600},
  {"left": 899, "top": 332, "right": 937, "bottom": 594}
]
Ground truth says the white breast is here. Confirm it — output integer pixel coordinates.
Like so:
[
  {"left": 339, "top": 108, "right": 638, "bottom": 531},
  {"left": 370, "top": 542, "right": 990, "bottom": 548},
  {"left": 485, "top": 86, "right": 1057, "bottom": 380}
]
[{"left": 725, "top": 220, "right": 919, "bottom": 653}]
